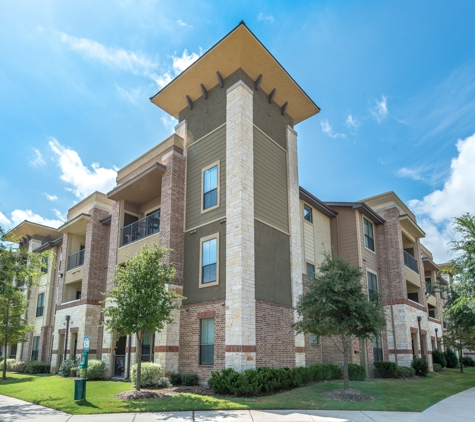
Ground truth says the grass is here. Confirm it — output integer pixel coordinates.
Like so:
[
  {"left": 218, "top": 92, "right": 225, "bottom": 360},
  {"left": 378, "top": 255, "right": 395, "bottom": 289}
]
[{"left": 0, "top": 367, "right": 474, "bottom": 415}]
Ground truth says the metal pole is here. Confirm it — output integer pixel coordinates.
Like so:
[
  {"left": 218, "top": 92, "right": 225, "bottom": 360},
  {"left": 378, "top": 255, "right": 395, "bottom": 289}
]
[
  {"left": 63, "top": 315, "right": 70, "bottom": 362},
  {"left": 417, "top": 316, "right": 424, "bottom": 361},
  {"left": 435, "top": 328, "right": 438, "bottom": 350},
  {"left": 126, "top": 334, "right": 132, "bottom": 380}
]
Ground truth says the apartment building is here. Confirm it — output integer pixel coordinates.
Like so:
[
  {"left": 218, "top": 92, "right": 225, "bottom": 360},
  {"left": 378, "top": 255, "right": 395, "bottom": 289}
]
[{"left": 6, "top": 23, "right": 446, "bottom": 380}]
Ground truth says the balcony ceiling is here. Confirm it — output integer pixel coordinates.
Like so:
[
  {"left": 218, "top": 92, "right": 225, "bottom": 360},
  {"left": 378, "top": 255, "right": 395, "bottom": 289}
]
[
  {"left": 400, "top": 215, "right": 425, "bottom": 240},
  {"left": 423, "top": 257, "right": 440, "bottom": 272},
  {"left": 107, "top": 162, "right": 165, "bottom": 204},
  {"left": 58, "top": 213, "right": 91, "bottom": 235},
  {"left": 6, "top": 220, "right": 58, "bottom": 242}
]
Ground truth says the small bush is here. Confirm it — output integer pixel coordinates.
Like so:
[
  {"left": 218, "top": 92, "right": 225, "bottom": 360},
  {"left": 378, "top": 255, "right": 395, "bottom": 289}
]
[
  {"left": 432, "top": 349, "right": 447, "bottom": 368},
  {"left": 59, "top": 359, "right": 78, "bottom": 377},
  {"left": 444, "top": 348, "right": 458, "bottom": 368},
  {"left": 14, "top": 361, "right": 51, "bottom": 374},
  {"left": 80, "top": 359, "right": 106, "bottom": 380},
  {"left": 157, "top": 376, "right": 171, "bottom": 388},
  {"left": 348, "top": 363, "right": 366, "bottom": 381},
  {"left": 396, "top": 365, "right": 415, "bottom": 378},
  {"left": 374, "top": 361, "right": 397, "bottom": 378},
  {"left": 181, "top": 373, "right": 199, "bottom": 386},
  {"left": 4, "top": 359, "right": 17, "bottom": 371},
  {"left": 462, "top": 356, "right": 474, "bottom": 367},
  {"left": 412, "top": 358, "right": 429, "bottom": 376},
  {"left": 170, "top": 373, "right": 182, "bottom": 385},
  {"left": 433, "top": 363, "right": 442, "bottom": 372},
  {"left": 131, "top": 362, "right": 162, "bottom": 387}
]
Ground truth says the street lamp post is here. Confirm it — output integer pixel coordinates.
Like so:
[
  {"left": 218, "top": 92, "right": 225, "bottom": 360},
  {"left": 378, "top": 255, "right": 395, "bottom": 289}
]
[
  {"left": 435, "top": 327, "right": 438, "bottom": 351},
  {"left": 417, "top": 316, "right": 424, "bottom": 361}
]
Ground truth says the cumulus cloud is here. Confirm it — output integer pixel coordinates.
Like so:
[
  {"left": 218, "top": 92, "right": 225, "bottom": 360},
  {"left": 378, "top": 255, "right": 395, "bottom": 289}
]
[
  {"left": 370, "top": 95, "right": 388, "bottom": 123},
  {"left": 1, "top": 209, "right": 64, "bottom": 229},
  {"left": 29, "top": 148, "right": 45, "bottom": 167},
  {"left": 258, "top": 13, "right": 274, "bottom": 23},
  {"left": 345, "top": 114, "right": 360, "bottom": 129},
  {"left": 44, "top": 193, "right": 58, "bottom": 201},
  {"left": 151, "top": 49, "right": 201, "bottom": 88},
  {"left": 49, "top": 138, "right": 117, "bottom": 199},
  {"left": 320, "top": 120, "right": 346, "bottom": 139},
  {"left": 409, "top": 133, "right": 475, "bottom": 261}
]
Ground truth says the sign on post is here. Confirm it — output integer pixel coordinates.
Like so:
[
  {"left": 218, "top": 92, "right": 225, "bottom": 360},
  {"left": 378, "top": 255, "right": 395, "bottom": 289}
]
[{"left": 83, "top": 336, "right": 90, "bottom": 352}]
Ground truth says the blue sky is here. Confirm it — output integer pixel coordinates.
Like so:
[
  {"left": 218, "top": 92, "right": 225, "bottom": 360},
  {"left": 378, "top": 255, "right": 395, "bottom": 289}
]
[{"left": 1, "top": 0, "right": 475, "bottom": 262}]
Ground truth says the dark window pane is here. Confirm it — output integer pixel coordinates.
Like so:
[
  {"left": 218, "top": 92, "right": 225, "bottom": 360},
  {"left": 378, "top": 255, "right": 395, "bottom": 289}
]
[
  {"left": 304, "top": 204, "right": 313, "bottom": 223},
  {"left": 204, "top": 189, "right": 218, "bottom": 210},
  {"left": 200, "top": 318, "right": 214, "bottom": 365},
  {"left": 202, "top": 263, "right": 217, "bottom": 284},
  {"left": 306, "top": 263, "right": 315, "bottom": 279},
  {"left": 200, "top": 345, "right": 214, "bottom": 365}
]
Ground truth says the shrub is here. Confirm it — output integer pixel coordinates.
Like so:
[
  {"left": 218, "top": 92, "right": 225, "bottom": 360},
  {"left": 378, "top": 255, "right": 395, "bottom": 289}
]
[
  {"left": 170, "top": 373, "right": 182, "bottom": 386},
  {"left": 374, "top": 361, "right": 397, "bottom": 378},
  {"left": 80, "top": 359, "right": 106, "bottom": 380},
  {"left": 411, "top": 358, "right": 429, "bottom": 376},
  {"left": 432, "top": 349, "right": 447, "bottom": 368},
  {"left": 462, "top": 356, "right": 475, "bottom": 367},
  {"left": 348, "top": 363, "right": 366, "bottom": 381},
  {"left": 131, "top": 362, "right": 162, "bottom": 387},
  {"left": 444, "top": 348, "right": 458, "bottom": 368},
  {"left": 157, "top": 376, "right": 172, "bottom": 388},
  {"left": 59, "top": 359, "right": 78, "bottom": 377},
  {"left": 13, "top": 361, "right": 51, "bottom": 374},
  {"left": 433, "top": 363, "right": 442, "bottom": 372},
  {"left": 181, "top": 373, "right": 199, "bottom": 386},
  {"left": 396, "top": 365, "right": 415, "bottom": 378},
  {"left": 5, "top": 359, "right": 17, "bottom": 371}
]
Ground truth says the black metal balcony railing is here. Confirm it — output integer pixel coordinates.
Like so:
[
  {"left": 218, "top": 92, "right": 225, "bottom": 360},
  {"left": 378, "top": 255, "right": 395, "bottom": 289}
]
[
  {"left": 425, "top": 281, "right": 434, "bottom": 296},
  {"left": 67, "top": 249, "right": 85, "bottom": 271},
  {"left": 121, "top": 210, "right": 160, "bottom": 246},
  {"left": 404, "top": 250, "right": 419, "bottom": 274}
]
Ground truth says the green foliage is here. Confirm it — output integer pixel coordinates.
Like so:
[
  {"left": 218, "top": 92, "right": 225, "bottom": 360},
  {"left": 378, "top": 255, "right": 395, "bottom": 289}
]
[
  {"left": 411, "top": 358, "right": 429, "bottom": 376},
  {"left": 348, "top": 364, "right": 365, "bottom": 381},
  {"left": 4, "top": 359, "right": 16, "bottom": 370},
  {"left": 293, "top": 254, "right": 386, "bottom": 389},
  {"left": 80, "top": 359, "right": 105, "bottom": 380},
  {"left": 13, "top": 360, "right": 50, "bottom": 374},
  {"left": 59, "top": 359, "right": 78, "bottom": 377},
  {"left": 181, "top": 373, "right": 198, "bottom": 386},
  {"left": 131, "top": 362, "right": 162, "bottom": 387},
  {"left": 433, "top": 363, "right": 442, "bottom": 372},
  {"left": 462, "top": 356, "right": 474, "bottom": 367},
  {"left": 432, "top": 349, "right": 447, "bottom": 368},
  {"left": 170, "top": 373, "right": 181, "bottom": 385},
  {"left": 444, "top": 348, "right": 459, "bottom": 368},
  {"left": 374, "top": 361, "right": 397, "bottom": 378},
  {"left": 156, "top": 376, "right": 171, "bottom": 388},
  {"left": 396, "top": 366, "right": 415, "bottom": 378}
]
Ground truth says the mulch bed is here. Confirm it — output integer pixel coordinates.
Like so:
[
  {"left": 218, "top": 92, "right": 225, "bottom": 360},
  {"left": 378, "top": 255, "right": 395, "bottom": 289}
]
[
  {"left": 322, "top": 388, "right": 374, "bottom": 402},
  {"left": 115, "top": 385, "right": 215, "bottom": 400}
]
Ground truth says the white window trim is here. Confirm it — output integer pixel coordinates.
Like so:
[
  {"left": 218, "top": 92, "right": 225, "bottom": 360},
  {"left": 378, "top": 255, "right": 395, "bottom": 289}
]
[
  {"left": 303, "top": 203, "right": 313, "bottom": 224},
  {"left": 199, "top": 233, "right": 219, "bottom": 288},
  {"left": 201, "top": 160, "right": 220, "bottom": 214},
  {"left": 363, "top": 217, "right": 376, "bottom": 254}
]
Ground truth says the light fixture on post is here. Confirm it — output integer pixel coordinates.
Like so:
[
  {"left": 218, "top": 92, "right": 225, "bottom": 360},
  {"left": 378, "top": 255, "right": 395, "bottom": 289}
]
[
  {"left": 64, "top": 315, "right": 70, "bottom": 362},
  {"left": 435, "top": 327, "right": 439, "bottom": 351}
]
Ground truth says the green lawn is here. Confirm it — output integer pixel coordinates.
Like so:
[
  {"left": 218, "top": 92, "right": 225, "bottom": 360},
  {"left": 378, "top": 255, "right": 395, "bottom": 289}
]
[{"left": 0, "top": 368, "right": 474, "bottom": 415}]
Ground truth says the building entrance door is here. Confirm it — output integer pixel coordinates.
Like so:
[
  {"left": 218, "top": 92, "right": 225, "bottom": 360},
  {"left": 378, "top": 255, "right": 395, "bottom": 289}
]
[{"left": 114, "top": 336, "right": 127, "bottom": 378}]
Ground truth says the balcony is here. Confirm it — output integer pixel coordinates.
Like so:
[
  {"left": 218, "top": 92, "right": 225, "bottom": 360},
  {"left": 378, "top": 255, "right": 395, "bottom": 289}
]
[
  {"left": 68, "top": 249, "right": 85, "bottom": 271},
  {"left": 404, "top": 250, "right": 419, "bottom": 274},
  {"left": 425, "top": 281, "right": 434, "bottom": 295}
]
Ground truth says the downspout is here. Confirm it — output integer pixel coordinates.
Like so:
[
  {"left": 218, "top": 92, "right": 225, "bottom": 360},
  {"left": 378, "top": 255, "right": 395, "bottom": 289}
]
[{"left": 63, "top": 315, "right": 70, "bottom": 362}]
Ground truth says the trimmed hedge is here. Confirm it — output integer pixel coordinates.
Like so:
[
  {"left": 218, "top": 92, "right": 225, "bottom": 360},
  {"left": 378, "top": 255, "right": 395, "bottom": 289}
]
[
  {"left": 59, "top": 359, "right": 78, "bottom": 377},
  {"left": 374, "top": 361, "right": 397, "bottom": 378},
  {"left": 432, "top": 349, "right": 447, "bottom": 368},
  {"left": 444, "top": 348, "right": 458, "bottom": 368},
  {"left": 348, "top": 363, "right": 366, "bottom": 381},
  {"left": 131, "top": 362, "right": 162, "bottom": 387},
  {"left": 412, "top": 358, "right": 429, "bottom": 376},
  {"left": 396, "top": 365, "right": 415, "bottom": 378},
  {"left": 433, "top": 363, "right": 442, "bottom": 372},
  {"left": 170, "top": 373, "right": 182, "bottom": 385},
  {"left": 12, "top": 361, "right": 51, "bottom": 374},
  {"left": 4, "top": 359, "right": 16, "bottom": 371},
  {"left": 462, "top": 356, "right": 474, "bottom": 367},
  {"left": 80, "top": 359, "right": 106, "bottom": 380},
  {"left": 181, "top": 373, "right": 199, "bottom": 386},
  {"left": 209, "top": 364, "right": 341, "bottom": 396},
  {"left": 157, "top": 376, "right": 172, "bottom": 388}
]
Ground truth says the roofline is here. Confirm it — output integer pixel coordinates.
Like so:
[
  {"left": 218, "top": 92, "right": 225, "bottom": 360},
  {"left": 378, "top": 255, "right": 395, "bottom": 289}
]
[
  {"left": 33, "top": 236, "right": 63, "bottom": 253},
  {"left": 58, "top": 213, "right": 91, "bottom": 232},
  {"left": 299, "top": 187, "right": 337, "bottom": 218},
  {"left": 149, "top": 21, "right": 320, "bottom": 114},
  {"left": 325, "top": 201, "right": 385, "bottom": 225},
  {"left": 8, "top": 220, "right": 58, "bottom": 235}
]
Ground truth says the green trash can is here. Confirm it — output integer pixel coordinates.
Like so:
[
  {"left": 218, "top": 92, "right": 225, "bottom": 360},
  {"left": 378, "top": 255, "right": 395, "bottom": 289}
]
[{"left": 74, "top": 378, "right": 86, "bottom": 400}]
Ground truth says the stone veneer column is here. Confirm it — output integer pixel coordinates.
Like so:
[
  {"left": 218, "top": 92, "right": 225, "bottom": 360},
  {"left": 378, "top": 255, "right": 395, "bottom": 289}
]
[
  {"left": 225, "top": 80, "right": 256, "bottom": 370},
  {"left": 286, "top": 125, "right": 305, "bottom": 367}
]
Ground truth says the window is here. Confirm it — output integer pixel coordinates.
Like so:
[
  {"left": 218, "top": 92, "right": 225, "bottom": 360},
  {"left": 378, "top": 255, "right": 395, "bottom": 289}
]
[
  {"left": 76, "top": 291, "right": 82, "bottom": 300},
  {"left": 373, "top": 335, "right": 383, "bottom": 362},
  {"left": 201, "top": 236, "right": 218, "bottom": 286},
  {"left": 141, "top": 331, "right": 153, "bottom": 362},
  {"left": 203, "top": 164, "right": 218, "bottom": 211},
  {"left": 31, "top": 336, "right": 40, "bottom": 360},
  {"left": 306, "top": 263, "right": 315, "bottom": 280},
  {"left": 36, "top": 293, "right": 45, "bottom": 317},
  {"left": 363, "top": 218, "right": 375, "bottom": 251},
  {"left": 303, "top": 204, "right": 313, "bottom": 223},
  {"left": 200, "top": 318, "right": 214, "bottom": 365},
  {"left": 41, "top": 257, "right": 49, "bottom": 274},
  {"left": 310, "top": 334, "right": 319, "bottom": 345},
  {"left": 367, "top": 272, "right": 378, "bottom": 301}
]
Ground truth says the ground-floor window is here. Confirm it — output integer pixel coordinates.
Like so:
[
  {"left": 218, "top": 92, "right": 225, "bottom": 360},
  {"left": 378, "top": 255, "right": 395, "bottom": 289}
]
[
  {"left": 141, "top": 331, "right": 153, "bottom": 362},
  {"left": 200, "top": 318, "right": 214, "bottom": 365},
  {"left": 310, "top": 334, "right": 319, "bottom": 345},
  {"left": 373, "top": 335, "right": 383, "bottom": 362},
  {"left": 31, "top": 336, "right": 40, "bottom": 360}
]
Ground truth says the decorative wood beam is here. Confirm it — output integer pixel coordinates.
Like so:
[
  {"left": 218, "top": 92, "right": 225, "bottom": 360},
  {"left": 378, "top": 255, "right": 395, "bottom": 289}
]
[
  {"left": 186, "top": 95, "right": 193, "bottom": 110},
  {"left": 281, "top": 101, "right": 288, "bottom": 116},
  {"left": 254, "top": 74, "right": 262, "bottom": 91},
  {"left": 268, "top": 88, "right": 276, "bottom": 104},
  {"left": 200, "top": 84, "right": 208, "bottom": 99},
  {"left": 216, "top": 71, "right": 224, "bottom": 88}
]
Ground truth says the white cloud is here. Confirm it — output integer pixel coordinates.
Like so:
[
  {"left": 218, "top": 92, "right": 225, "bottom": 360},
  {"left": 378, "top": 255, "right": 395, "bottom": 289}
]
[
  {"left": 0, "top": 211, "right": 10, "bottom": 227},
  {"left": 44, "top": 193, "right": 58, "bottom": 201},
  {"left": 53, "top": 209, "right": 66, "bottom": 222},
  {"left": 258, "top": 13, "right": 274, "bottom": 23},
  {"left": 161, "top": 115, "right": 178, "bottom": 131},
  {"left": 49, "top": 137, "right": 117, "bottom": 199},
  {"left": 370, "top": 95, "right": 388, "bottom": 123},
  {"left": 320, "top": 120, "right": 346, "bottom": 139},
  {"left": 29, "top": 148, "right": 45, "bottom": 167},
  {"left": 151, "top": 49, "right": 201, "bottom": 88},
  {"left": 397, "top": 167, "right": 425, "bottom": 182},
  {"left": 116, "top": 85, "right": 142, "bottom": 104},
  {"left": 408, "top": 133, "right": 475, "bottom": 262},
  {"left": 2, "top": 209, "right": 64, "bottom": 229},
  {"left": 177, "top": 19, "right": 192, "bottom": 28},
  {"left": 345, "top": 114, "right": 360, "bottom": 129}
]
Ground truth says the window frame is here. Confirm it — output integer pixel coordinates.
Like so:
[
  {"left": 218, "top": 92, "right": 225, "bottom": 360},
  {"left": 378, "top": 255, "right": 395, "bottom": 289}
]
[
  {"left": 373, "top": 334, "right": 383, "bottom": 362},
  {"left": 199, "top": 318, "right": 215, "bottom": 365},
  {"left": 306, "top": 262, "right": 315, "bottom": 280},
  {"left": 201, "top": 161, "right": 220, "bottom": 213},
  {"left": 31, "top": 336, "right": 40, "bottom": 360},
  {"left": 36, "top": 292, "right": 45, "bottom": 317},
  {"left": 303, "top": 203, "right": 313, "bottom": 223},
  {"left": 367, "top": 270, "right": 378, "bottom": 302},
  {"left": 199, "top": 234, "right": 219, "bottom": 288},
  {"left": 363, "top": 217, "right": 375, "bottom": 252},
  {"left": 310, "top": 334, "right": 319, "bottom": 345}
]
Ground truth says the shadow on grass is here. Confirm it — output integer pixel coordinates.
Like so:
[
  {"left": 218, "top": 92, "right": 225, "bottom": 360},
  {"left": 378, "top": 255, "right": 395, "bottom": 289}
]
[
  {"left": 75, "top": 400, "right": 100, "bottom": 409},
  {"left": 0, "top": 376, "right": 35, "bottom": 384}
]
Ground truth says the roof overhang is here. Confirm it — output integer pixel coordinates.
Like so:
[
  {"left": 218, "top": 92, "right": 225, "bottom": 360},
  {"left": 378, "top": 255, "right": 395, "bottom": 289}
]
[
  {"left": 325, "top": 202, "right": 385, "bottom": 225},
  {"left": 400, "top": 214, "right": 425, "bottom": 239},
  {"left": 299, "top": 187, "right": 337, "bottom": 218},
  {"left": 6, "top": 220, "right": 59, "bottom": 242},
  {"left": 150, "top": 22, "right": 320, "bottom": 125},
  {"left": 107, "top": 162, "right": 166, "bottom": 204},
  {"left": 422, "top": 257, "right": 440, "bottom": 272},
  {"left": 33, "top": 236, "right": 63, "bottom": 253},
  {"left": 58, "top": 214, "right": 91, "bottom": 235}
]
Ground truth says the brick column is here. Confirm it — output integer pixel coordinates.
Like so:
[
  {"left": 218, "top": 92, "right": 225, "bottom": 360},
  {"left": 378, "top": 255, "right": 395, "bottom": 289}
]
[
  {"left": 286, "top": 125, "right": 305, "bottom": 367},
  {"left": 225, "top": 80, "right": 256, "bottom": 371}
]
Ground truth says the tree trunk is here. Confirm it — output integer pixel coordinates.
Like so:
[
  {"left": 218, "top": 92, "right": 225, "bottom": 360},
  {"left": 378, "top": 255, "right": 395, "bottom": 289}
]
[
  {"left": 2, "top": 297, "right": 9, "bottom": 380},
  {"left": 136, "top": 332, "right": 142, "bottom": 391},
  {"left": 459, "top": 335, "right": 464, "bottom": 374},
  {"left": 342, "top": 335, "right": 349, "bottom": 390}
]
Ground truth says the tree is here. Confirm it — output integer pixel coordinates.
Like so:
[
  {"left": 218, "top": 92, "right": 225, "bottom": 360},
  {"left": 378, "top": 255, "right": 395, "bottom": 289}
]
[
  {"left": 293, "top": 254, "right": 386, "bottom": 390},
  {"left": 0, "top": 225, "right": 48, "bottom": 380},
  {"left": 102, "top": 244, "right": 184, "bottom": 391}
]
